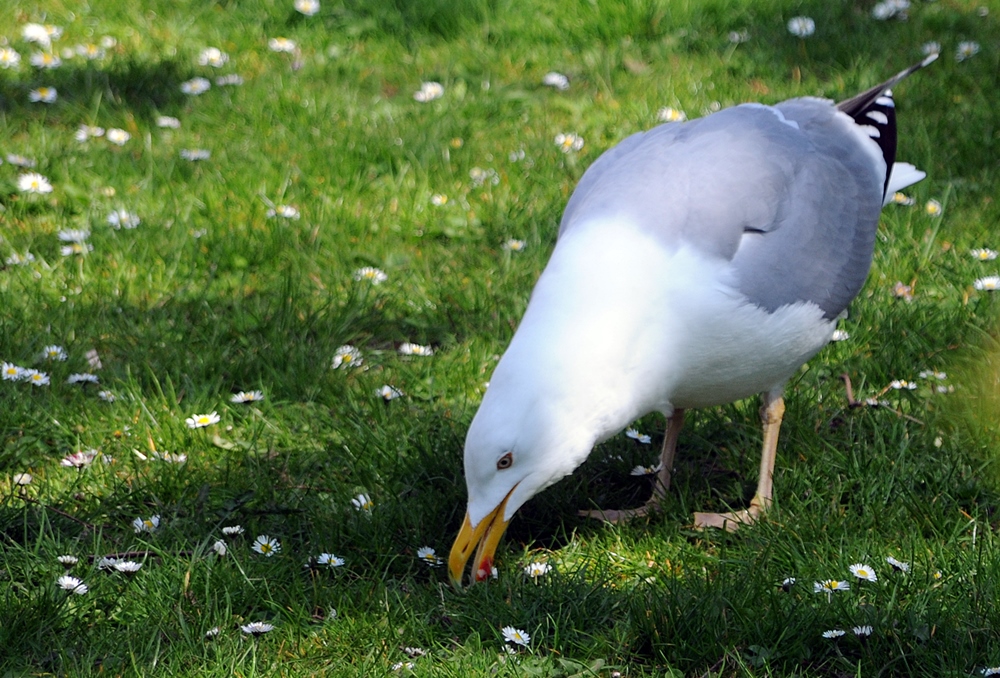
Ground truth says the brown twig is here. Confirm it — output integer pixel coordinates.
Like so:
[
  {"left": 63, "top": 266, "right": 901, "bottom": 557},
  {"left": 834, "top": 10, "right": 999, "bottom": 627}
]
[
  {"left": 840, "top": 373, "right": 925, "bottom": 425},
  {"left": 20, "top": 496, "right": 96, "bottom": 529}
]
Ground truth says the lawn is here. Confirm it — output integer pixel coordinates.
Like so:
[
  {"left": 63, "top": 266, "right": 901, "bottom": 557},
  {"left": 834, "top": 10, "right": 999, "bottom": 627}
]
[{"left": 1, "top": 0, "right": 999, "bottom": 675}]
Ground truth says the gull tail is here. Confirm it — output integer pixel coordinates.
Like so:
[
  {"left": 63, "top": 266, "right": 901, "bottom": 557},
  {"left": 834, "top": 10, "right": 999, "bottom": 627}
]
[
  {"left": 883, "top": 162, "right": 926, "bottom": 206},
  {"left": 836, "top": 54, "right": 938, "bottom": 201}
]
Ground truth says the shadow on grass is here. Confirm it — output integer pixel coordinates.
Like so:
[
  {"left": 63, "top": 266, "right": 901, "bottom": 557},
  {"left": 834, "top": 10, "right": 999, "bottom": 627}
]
[{"left": 0, "top": 57, "right": 194, "bottom": 122}]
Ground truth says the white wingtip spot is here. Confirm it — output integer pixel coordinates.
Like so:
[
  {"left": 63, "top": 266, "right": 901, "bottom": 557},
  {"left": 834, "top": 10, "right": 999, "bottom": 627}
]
[
  {"left": 865, "top": 110, "right": 889, "bottom": 125},
  {"left": 875, "top": 96, "right": 895, "bottom": 108},
  {"left": 861, "top": 125, "right": 881, "bottom": 139}
]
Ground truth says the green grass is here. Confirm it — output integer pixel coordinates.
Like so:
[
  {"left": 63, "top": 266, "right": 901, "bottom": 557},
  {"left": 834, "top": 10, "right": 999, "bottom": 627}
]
[{"left": 2, "top": 0, "right": 1000, "bottom": 674}]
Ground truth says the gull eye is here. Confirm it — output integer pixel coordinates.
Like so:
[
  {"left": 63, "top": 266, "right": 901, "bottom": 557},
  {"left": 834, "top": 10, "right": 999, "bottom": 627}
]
[{"left": 496, "top": 452, "right": 513, "bottom": 470}]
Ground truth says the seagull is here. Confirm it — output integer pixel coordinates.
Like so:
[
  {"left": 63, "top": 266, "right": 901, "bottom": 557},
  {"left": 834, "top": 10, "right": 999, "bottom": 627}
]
[{"left": 449, "top": 56, "right": 937, "bottom": 587}]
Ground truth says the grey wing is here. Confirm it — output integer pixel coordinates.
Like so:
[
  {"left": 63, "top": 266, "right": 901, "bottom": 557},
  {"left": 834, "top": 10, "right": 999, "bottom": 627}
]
[
  {"left": 730, "top": 99, "right": 885, "bottom": 319},
  {"left": 558, "top": 102, "right": 884, "bottom": 319}
]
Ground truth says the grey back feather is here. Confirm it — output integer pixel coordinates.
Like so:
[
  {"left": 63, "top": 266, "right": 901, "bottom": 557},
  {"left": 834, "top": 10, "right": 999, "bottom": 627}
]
[{"left": 558, "top": 101, "right": 883, "bottom": 319}]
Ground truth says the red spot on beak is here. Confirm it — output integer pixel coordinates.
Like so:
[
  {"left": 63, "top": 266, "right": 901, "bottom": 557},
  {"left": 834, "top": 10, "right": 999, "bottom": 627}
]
[{"left": 475, "top": 556, "right": 494, "bottom": 582}]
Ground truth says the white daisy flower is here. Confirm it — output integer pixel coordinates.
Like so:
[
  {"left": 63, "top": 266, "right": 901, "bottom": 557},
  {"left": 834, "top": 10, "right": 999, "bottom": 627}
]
[
  {"left": 58, "top": 229, "right": 90, "bottom": 243},
  {"left": 5, "top": 252, "right": 35, "bottom": 266},
  {"left": 630, "top": 463, "right": 662, "bottom": 476},
  {"left": 133, "top": 515, "right": 160, "bottom": 533},
  {"left": 74, "top": 124, "right": 105, "bottom": 142},
  {"left": 786, "top": 16, "right": 815, "bottom": 38},
  {"left": 0, "top": 47, "right": 21, "bottom": 68},
  {"left": 728, "top": 30, "right": 749, "bottom": 43},
  {"left": 416, "top": 546, "right": 442, "bottom": 567},
  {"left": 872, "top": 0, "right": 909, "bottom": 20},
  {"left": 24, "top": 370, "right": 50, "bottom": 386},
  {"left": 974, "top": 276, "right": 1000, "bottom": 291},
  {"left": 956, "top": 41, "right": 980, "bottom": 62},
  {"left": 268, "top": 37, "right": 297, "bottom": 53},
  {"left": 240, "top": 621, "right": 275, "bottom": 636},
  {"left": 625, "top": 428, "right": 652, "bottom": 444},
  {"left": 29, "top": 51, "right": 61, "bottom": 69},
  {"left": 57, "top": 555, "right": 78, "bottom": 567},
  {"left": 886, "top": 556, "right": 910, "bottom": 572},
  {"left": 351, "top": 492, "right": 373, "bottom": 512},
  {"left": 107, "top": 210, "right": 140, "bottom": 229},
  {"left": 41, "top": 345, "right": 68, "bottom": 361},
  {"left": 814, "top": 579, "right": 850, "bottom": 595},
  {"left": 67, "top": 373, "right": 100, "bottom": 385},
  {"left": 501, "top": 626, "right": 530, "bottom": 647},
  {"left": 252, "top": 535, "right": 281, "bottom": 556},
  {"left": 97, "top": 556, "right": 119, "bottom": 571},
  {"left": 656, "top": 107, "right": 687, "bottom": 123},
  {"left": 28, "top": 86, "right": 57, "bottom": 103},
  {"left": 391, "top": 662, "right": 414, "bottom": 672},
  {"left": 75, "top": 43, "right": 105, "bottom": 60},
  {"left": 332, "top": 345, "right": 363, "bottom": 369},
  {"left": 403, "top": 647, "right": 427, "bottom": 658},
  {"left": 152, "top": 451, "right": 187, "bottom": 463},
  {"left": 503, "top": 239, "right": 525, "bottom": 251},
  {"left": 60, "top": 243, "right": 93, "bottom": 256},
  {"left": 413, "top": 81, "right": 444, "bottom": 102},
  {"left": 156, "top": 116, "right": 181, "bottom": 129},
  {"left": 889, "top": 379, "right": 917, "bottom": 390},
  {"left": 197, "top": 47, "right": 229, "bottom": 68},
  {"left": 541, "top": 71, "right": 569, "bottom": 90},
  {"left": 922, "top": 41, "right": 941, "bottom": 56},
  {"left": 377, "top": 385, "right": 403, "bottom": 401},
  {"left": 524, "top": 562, "right": 552, "bottom": 578},
  {"left": 113, "top": 560, "right": 142, "bottom": 574},
  {"left": 205, "top": 626, "right": 221, "bottom": 639},
  {"left": 97, "top": 390, "right": 116, "bottom": 402},
  {"left": 316, "top": 553, "right": 345, "bottom": 567},
  {"left": 17, "top": 172, "right": 53, "bottom": 193},
  {"left": 831, "top": 329, "right": 850, "bottom": 341},
  {"left": 215, "top": 73, "right": 244, "bottom": 86},
  {"left": 266, "top": 205, "right": 300, "bottom": 219},
  {"left": 180, "top": 77, "right": 211, "bottom": 95},
  {"left": 294, "top": 0, "right": 321, "bottom": 16},
  {"left": 849, "top": 563, "right": 877, "bottom": 582},
  {"left": 180, "top": 149, "right": 210, "bottom": 161},
  {"left": 822, "top": 629, "right": 846, "bottom": 639},
  {"left": 853, "top": 625, "right": 873, "bottom": 637},
  {"left": 2, "top": 363, "right": 25, "bottom": 381},
  {"left": 106, "top": 128, "right": 131, "bottom": 146},
  {"left": 230, "top": 390, "right": 264, "bottom": 404},
  {"left": 398, "top": 342, "right": 433, "bottom": 356},
  {"left": 554, "top": 132, "right": 584, "bottom": 153},
  {"left": 61, "top": 450, "right": 98, "bottom": 468},
  {"left": 22, "top": 23, "right": 51, "bottom": 47},
  {"left": 185, "top": 412, "right": 221, "bottom": 428},
  {"left": 222, "top": 525, "right": 244, "bottom": 536},
  {"left": 58, "top": 575, "right": 88, "bottom": 594},
  {"left": 211, "top": 540, "right": 227, "bottom": 556},
  {"left": 12, "top": 472, "right": 33, "bottom": 485},
  {"left": 430, "top": 194, "right": 448, "bottom": 206},
  {"left": 353, "top": 267, "right": 388, "bottom": 284},
  {"left": 7, "top": 154, "right": 36, "bottom": 168},
  {"left": 971, "top": 248, "right": 998, "bottom": 261},
  {"left": 891, "top": 192, "right": 915, "bottom": 206},
  {"left": 925, "top": 199, "right": 943, "bottom": 217}
]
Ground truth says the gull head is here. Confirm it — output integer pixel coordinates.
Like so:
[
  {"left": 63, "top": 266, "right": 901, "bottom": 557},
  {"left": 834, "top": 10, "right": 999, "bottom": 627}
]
[{"left": 448, "top": 358, "right": 595, "bottom": 588}]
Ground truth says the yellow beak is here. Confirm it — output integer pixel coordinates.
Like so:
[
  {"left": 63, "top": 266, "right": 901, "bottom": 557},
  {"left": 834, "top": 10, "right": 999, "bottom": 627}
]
[{"left": 448, "top": 490, "right": 514, "bottom": 589}]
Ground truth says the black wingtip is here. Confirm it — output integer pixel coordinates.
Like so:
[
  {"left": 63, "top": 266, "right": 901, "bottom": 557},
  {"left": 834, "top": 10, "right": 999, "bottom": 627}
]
[
  {"left": 835, "top": 57, "right": 935, "bottom": 200},
  {"left": 835, "top": 56, "right": 936, "bottom": 118}
]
